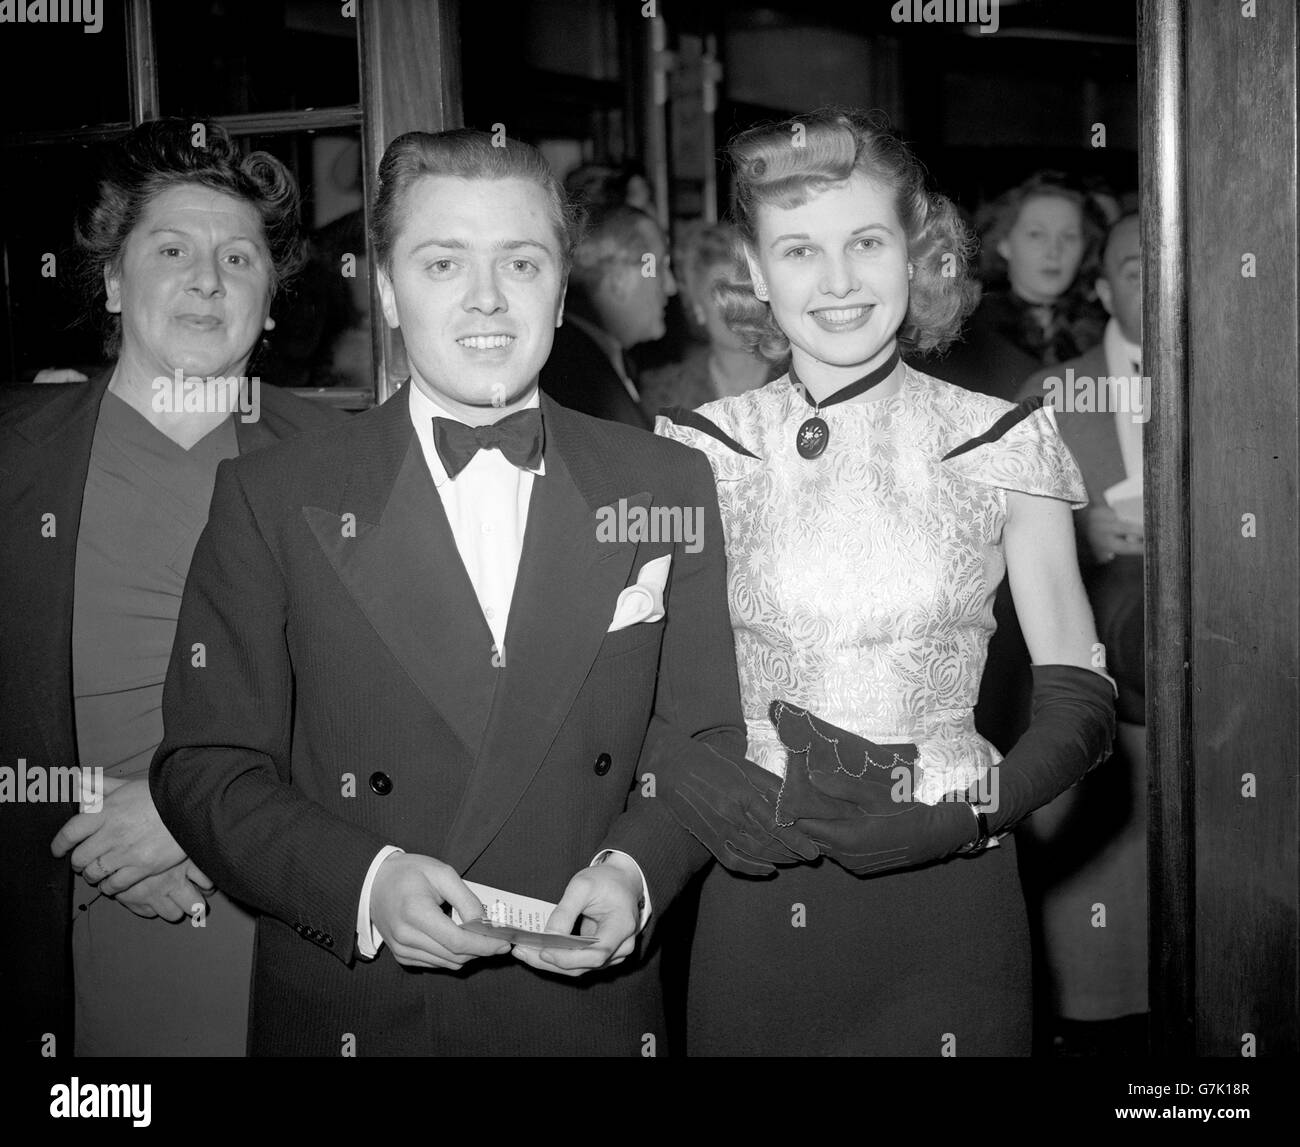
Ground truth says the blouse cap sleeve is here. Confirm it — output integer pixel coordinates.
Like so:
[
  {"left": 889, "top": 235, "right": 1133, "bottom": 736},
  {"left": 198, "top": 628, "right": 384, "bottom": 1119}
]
[
  {"left": 653, "top": 405, "right": 759, "bottom": 482},
  {"left": 941, "top": 397, "right": 1088, "bottom": 507}
]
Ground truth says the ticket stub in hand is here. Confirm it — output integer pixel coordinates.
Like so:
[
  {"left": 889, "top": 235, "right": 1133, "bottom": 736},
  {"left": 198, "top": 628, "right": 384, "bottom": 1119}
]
[{"left": 450, "top": 880, "right": 598, "bottom": 950}]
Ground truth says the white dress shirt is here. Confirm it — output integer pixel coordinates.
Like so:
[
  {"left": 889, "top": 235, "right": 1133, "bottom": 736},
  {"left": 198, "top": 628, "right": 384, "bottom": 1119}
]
[
  {"left": 355, "top": 381, "right": 649, "bottom": 958},
  {"left": 1103, "top": 316, "right": 1144, "bottom": 483}
]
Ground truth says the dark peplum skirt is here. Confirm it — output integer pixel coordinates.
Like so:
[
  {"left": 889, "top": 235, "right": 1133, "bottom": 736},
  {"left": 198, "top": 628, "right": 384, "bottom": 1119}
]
[{"left": 686, "top": 834, "right": 1032, "bottom": 1057}]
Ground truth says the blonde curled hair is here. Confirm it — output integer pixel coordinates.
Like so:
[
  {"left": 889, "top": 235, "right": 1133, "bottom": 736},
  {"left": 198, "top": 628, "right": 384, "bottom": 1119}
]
[{"left": 718, "top": 108, "right": 980, "bottom": 362}]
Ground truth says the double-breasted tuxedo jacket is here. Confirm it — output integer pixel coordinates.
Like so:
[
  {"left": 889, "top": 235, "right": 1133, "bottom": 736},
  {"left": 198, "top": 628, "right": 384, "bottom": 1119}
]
[
  {"left": 149, "top": 385, "right": 739, "bottom": 1056},
  {"left": 0, "top": 372, "right": 341, "bottom": 1054}
]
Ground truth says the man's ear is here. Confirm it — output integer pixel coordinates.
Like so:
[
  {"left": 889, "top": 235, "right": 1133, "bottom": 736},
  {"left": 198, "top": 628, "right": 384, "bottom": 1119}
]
[
  {"left": 555, "top": 277, "right": 569, "bottom": 328},
  {"left": 1094, "top": 276, "right": 1116, "bottom": 317},
  {"left": 103, "top": 264, "right": 122, "bottom": 314},
  {"left": 376, "top": 266, "right": 401, "bottom": 330}
]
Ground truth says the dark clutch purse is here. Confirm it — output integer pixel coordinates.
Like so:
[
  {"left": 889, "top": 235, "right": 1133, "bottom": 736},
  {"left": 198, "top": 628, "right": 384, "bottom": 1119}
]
[{"left": 768, "top": 699, "right": 922, "bottom": 825}]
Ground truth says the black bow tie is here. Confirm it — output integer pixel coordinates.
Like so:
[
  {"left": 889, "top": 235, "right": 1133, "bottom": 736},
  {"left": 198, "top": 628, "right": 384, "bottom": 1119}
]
[{"left": 431, "top": 408, "right": 544, "bottom": 479}]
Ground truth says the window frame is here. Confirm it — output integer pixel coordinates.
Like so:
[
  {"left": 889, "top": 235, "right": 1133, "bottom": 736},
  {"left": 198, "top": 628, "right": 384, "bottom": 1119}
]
[{"left": 1, "top": 0, "right": 462, "bottom": 408}]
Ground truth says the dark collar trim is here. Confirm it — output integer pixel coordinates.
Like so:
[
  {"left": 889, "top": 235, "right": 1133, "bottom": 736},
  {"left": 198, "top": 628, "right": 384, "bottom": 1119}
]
[
  {"left": 659, "top": 406, "right": 759, "bottom": 459},
  {"left": 941, "top": 395, "right": 1046, "bottom": 461}
]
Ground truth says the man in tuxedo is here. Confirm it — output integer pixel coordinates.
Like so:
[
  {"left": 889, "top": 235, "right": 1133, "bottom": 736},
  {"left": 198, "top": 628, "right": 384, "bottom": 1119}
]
[
  {"left": 149, "top": 129, "right": 742, "bottom": 1056},
  {"left": 539, "top": 203, "right": 676, "bottom": 428}
]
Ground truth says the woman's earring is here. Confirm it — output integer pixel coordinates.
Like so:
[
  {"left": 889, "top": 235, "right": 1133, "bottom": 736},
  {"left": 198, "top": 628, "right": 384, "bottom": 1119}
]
[
  {"left": 755, "top": 278, "right": 769, "bottom": 301},
  {"left": 907, "top": 263, "right": 914, "bottom": 280}
]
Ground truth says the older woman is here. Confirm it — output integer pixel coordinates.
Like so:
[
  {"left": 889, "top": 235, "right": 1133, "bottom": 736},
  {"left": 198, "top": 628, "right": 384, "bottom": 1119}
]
[
  {"left": 653, "top": 110, "right": 1115, "bottom": 1056},
  {"left": 639, "top": 221, "right": 775, "bottom": 413},
  {"left": 922, "top": 171, "right": 1107, "bottom": 402},
  {"left": 0, "top": 118, "right": 341, "bottom": 1056}
]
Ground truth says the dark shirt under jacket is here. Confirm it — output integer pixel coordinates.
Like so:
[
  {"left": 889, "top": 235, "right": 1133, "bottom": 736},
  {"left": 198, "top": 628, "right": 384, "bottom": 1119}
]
[
  {"left": 540, "top": 320, "right": 652, "bottom": 430},
  {"left": 914, "top": 288, "right": 1106, "bottom": 403},
  {"left": 0, "top": 370, "right": 342, "bottom": 1056}
]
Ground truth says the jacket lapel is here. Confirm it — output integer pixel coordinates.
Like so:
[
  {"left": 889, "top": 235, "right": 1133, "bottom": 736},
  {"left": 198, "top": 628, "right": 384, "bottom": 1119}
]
[
  {"left": 303, "top": 384, "right": 499, "bottom": 755},
  {"left": 1, "top": 372, "right": 112, "bottom": 767},
  {"left": 440, "top": 397, "right": 647, "bottom": 872}
]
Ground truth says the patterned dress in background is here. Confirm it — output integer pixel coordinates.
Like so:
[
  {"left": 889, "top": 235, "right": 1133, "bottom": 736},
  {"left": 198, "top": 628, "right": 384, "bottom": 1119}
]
[{"left": 656, "top": 363, "right": 1087, "bottom": 1056}]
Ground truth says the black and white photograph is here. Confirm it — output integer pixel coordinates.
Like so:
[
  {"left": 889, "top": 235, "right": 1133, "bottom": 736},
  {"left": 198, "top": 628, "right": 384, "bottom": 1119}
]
[{"left": 0, "top": 0, "right": 1294, "bottom": 1125}]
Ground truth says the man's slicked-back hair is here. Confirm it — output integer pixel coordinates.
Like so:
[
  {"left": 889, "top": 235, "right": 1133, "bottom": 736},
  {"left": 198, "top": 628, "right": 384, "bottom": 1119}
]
[{"left": 369, "top": 128, "right": 582, "bottom": 274}]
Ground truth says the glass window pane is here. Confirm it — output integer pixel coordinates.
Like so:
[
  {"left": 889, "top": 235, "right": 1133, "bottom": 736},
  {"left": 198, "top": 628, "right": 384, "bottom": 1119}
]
[
  {"left": 238, "top": 130, "right": 373, "bottom": 392},
  {"left": 0, "top": 142, "right": 113, "bottom": 383},
  {"left": 0, "top": 132, "right": 374, "bottom": 395},
  {"left": 154, "top": 0, "right": 359, "bottom": 119},
  {"left": 0, "top": 8, "right": 129, "bottom": 133}
]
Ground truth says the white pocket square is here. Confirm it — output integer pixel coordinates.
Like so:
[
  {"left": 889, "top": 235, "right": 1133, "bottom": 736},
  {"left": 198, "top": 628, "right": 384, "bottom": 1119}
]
[{"left": 607, "top": 554, "right": 671, "bottom": 632}]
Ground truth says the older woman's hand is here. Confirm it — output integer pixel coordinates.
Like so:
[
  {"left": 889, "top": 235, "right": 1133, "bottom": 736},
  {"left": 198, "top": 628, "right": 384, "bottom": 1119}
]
[
  {"left": 114, "top": 859, "right": 214, "bottom": 922},
  {"left": 51, "top": 777, "right": 186, "bottom": 893}
]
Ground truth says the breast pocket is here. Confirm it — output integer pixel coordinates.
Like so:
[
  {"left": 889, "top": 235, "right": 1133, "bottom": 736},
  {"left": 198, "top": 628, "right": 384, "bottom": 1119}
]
[{"left": 595, "top": 618, "right": 665, "bottom": 662}]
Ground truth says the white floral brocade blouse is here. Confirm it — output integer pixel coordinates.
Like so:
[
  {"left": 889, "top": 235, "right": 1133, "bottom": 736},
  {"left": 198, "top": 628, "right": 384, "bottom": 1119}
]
[{"left": 655, "top": 363, "right": 1088, "bottom": 805}]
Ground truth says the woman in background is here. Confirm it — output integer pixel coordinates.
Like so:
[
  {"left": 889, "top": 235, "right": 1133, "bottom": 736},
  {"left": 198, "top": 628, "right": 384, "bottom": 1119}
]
[
  {"left": 921, "top": 171, "right": 1106, "bottom": 401},
  {"left": 0, "top": 118, "right": 340, "bottom": 1056},
  {"left": 640, "top": 221, "right": 774, "bottom": 413},
  {"left": 654, "top": 110, "right": 1115, "bottom": 1056}
]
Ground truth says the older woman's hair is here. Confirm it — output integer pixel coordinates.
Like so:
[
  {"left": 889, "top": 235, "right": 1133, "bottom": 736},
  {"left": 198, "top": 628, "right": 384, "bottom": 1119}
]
[
  {"left": 719, "top": 108, "right": 979, "bottom": 361},
  {"left": 567, "top": 203, "right": 658, "bottom": 298},
  {"left": 674, "top": 220, "right": 741, "bottom": 311},
  {"left": 371, "top": 129, "right": 583, "bottom": 274},
  {"left": 975, "top": 170, "right": 1107, "bottom": 285},
  {"left": 76, "top": 117, "right": 303, "bottom": 357}
]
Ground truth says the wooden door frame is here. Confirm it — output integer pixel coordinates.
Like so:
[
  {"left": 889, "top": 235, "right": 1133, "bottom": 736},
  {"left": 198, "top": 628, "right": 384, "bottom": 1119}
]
[{"left": 1141, "top": 0, "right": 1299, "bottom": 1056}]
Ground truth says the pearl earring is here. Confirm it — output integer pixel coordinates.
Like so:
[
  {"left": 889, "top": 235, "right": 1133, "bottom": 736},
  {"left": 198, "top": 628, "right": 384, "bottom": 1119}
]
[{"left": 755, "top": 279, "right": 769, "bottom": 301}]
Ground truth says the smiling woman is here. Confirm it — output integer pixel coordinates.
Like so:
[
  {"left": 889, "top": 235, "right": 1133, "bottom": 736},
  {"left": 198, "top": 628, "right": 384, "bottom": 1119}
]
[{"left": 653, "top": 109, "right": 1116, "bottom": 1056}]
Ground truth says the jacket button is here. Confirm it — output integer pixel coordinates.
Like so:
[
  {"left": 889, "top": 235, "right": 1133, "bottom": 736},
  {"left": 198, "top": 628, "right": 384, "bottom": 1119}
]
[
  {"left": 369, "top": 771, "right": 393, "bottom": 795},
  {"left": 593, "top": 753, "right": 612, "bottom": 776}
]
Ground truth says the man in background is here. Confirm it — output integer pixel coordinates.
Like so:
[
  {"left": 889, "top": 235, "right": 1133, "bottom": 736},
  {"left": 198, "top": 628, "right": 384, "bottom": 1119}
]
[{"left": 540, "top": 204, "right": 676, "bottom": 428}]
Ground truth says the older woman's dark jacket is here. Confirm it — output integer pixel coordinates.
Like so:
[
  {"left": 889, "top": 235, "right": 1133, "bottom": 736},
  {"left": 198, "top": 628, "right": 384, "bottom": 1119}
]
[{"left": 0, "top": 371, "right": 342, "bottom": 1054}]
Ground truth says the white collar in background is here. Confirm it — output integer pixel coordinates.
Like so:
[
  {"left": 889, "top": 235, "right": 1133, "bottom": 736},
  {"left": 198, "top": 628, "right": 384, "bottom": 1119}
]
[{"left": 1103, "top": 316, "right": 1142, "bottom": 379}]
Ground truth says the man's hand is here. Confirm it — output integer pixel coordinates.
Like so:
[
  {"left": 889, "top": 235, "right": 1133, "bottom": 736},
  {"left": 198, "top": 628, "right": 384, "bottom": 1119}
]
[
  {"left": 369, "top": 853, "right": 511, "bottom": 971},
  {"left": 1082, "top": 505, "right": 1144, "bottom": 562},
  {"left": 510, "top": 855, "right": 642, "bottom": 977},
  {"left": 51, "top": 777, "right": 186, "bottom": 893},
  {"left": 113, "top": 859, "right": 214, "bottom": 921}
]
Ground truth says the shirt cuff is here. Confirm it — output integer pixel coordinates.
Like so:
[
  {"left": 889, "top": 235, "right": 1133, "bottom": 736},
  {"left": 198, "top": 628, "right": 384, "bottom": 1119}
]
[
  {"left": 591, "top": 849, "right": 652, "bottom": 932},
  {"left": 356, "top": 845, "right": 405, "bottom": 959}
]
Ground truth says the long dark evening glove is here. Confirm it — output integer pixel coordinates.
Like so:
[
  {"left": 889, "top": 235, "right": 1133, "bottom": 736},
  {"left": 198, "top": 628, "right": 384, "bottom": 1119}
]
[
  {"left": 640, "top": 715, "right": 819, "bottom": 877},
  {"left": 967, "top": 662, "right": 1116, "bottom": 835},
  {"left": 769, "top": 664, "right": 1116, "bottom": 876}
]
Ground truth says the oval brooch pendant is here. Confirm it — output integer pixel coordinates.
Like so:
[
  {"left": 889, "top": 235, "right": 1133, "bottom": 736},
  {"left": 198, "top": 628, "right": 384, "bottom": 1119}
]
[{"left": 796, "top": 416, "right": 829, "bottom": 459}]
